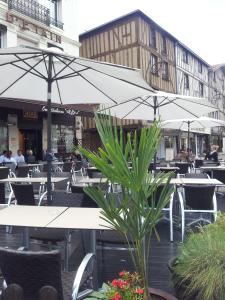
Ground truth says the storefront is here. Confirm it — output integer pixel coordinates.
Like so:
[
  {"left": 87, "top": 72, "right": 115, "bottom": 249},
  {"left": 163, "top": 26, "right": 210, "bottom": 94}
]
[{"left": 0, "top": 102, "right": 77, "bottom": 160}]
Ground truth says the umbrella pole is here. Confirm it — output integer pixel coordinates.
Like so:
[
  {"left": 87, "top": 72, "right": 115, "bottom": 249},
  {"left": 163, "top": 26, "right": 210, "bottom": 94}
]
[
  {"left": 153, "top": 96, "right": 157, "bottom": 170},
  {"left": 187, "top": 121, "right": 190, "bottom": 161},
  {"left": 47, "top": 54, "right": 53, "bottom": 205}
]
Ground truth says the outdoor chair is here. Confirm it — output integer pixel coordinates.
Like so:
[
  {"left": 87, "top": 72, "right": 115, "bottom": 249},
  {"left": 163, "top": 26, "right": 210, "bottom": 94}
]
[
  {"left": 10, "top": 183, "right": 36, "bottom": 206},
  {"left": 0, "top": 168, "right": 9, "bottom": 179},
  {"left": 16, "top": 166, "right": 30, "bottom": 178},
  {"left": 0, "top": 247, "right": 95, "bottom": 300},
  {"left": 51, "top": 172, "right": 72, "bottom": 191},
  {"left": 71, "top": 185, "right": 98, "bottom": 208},
  {"left": 63, "top": 162, "right": 73, "bottom": 173},
  {"left": 148, "top": 184, "right": 175, "bottom": 242},
  {"left": 175, "top": 162, "right": 190, "bottom": 177},
  {"left": 72, "top": 161, "right": 84, "bottom": 182},
  {"left": 194, "top": 159, "right": 204, "bottom": 171},
  {"left": 86, "top": 168, "right": 102, "bottom": 179},
  {"left": 178, "top": 185, "right": 217, "bottom": 241},
  {"left": 30, "top": 192, "right": 83, "bottom": 270}
]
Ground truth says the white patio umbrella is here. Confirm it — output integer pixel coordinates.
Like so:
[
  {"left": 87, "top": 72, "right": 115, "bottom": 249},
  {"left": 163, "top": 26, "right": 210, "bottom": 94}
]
[
  {"left": 161, "top": 116, "right": 225, "bottom": 155},
  {"left": 98, "top": 92, "right": 218, "bottom": 168},
  {"left": 0, "top": 46, "right": 155, "bottom": 203},
  {"left": 98, "top": 91, "right": 217, "bottom": 121}
]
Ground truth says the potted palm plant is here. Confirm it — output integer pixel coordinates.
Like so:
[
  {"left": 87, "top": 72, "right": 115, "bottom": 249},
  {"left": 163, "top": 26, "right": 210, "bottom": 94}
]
[{"left": 80, "top": 113, "right": 176, "bottom": 300}]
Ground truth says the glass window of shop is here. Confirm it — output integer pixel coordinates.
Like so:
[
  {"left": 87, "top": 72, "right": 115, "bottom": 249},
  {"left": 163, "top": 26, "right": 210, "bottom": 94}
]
[
  {"left": 0, "top": 126, "right": 8, "bottom": 153},
  {"left": 51, "top": 124, "right": 74, "bottom": 155}
]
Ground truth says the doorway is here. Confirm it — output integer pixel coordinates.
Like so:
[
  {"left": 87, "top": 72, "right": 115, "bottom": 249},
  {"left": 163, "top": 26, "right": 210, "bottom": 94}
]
[{"left": 19, "top": 129, "right": 42, "bottom": 160}]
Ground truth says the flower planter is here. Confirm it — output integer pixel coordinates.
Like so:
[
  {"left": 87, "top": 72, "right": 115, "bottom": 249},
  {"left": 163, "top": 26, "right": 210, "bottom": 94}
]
[{"left": 149, "top": 287, "right": 178, "bottom": 300}]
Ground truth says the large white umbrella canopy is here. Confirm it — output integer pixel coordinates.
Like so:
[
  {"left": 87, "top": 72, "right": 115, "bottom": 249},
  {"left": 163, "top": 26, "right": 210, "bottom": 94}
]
[
  {"left": 161, "top": 117, "right": 225, "bottom": 156},
  {"left": 0, "top": 46, "right": 154, "bottom": 105},
  {"left": 99, "top": 91, "right": 217, "bottom": 120},
  {"left": 0, "top": 46, "right": 155, "bottom": 203},
  {"left": 161, "top": 117, "right": 225, "bottom": 131}
]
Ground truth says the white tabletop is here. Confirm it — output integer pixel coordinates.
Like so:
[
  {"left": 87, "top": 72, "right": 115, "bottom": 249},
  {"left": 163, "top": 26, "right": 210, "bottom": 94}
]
[
  {"left": 47, "top": 207, "right": 110, "bottom": 230},
  {"left": 156, "top": 167, "right": 179, "bottom": 170},
  {"left": 200, "top": 166, "right": 225, "bottom": 170},
  {"left": 0, "top": 177, "right": 68, "bottom": 183},
  {"left": 78, "top": 178, "right": 108, "bottom": 184},
  {"left": 173, "top": 178, "right": 222, "bottom": 185},
  {"left": 0, "top": 205, "right": 68, "bottom": 227}
]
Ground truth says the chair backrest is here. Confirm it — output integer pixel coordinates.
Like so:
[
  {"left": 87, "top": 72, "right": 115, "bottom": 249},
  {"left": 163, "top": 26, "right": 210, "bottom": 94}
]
[
  {"left": 71, "top": 185, "right": 98, "bottom": 207},
  {"left": 74, "top": 161, "right": 83, "bottom": 171},
  {"left": 185, "top": 173, "right": 209, "bottom": 179},
  {"left": 87, "top": 168, "right": 102, "bottom": 178},
  {"left": 195, "top": 159, "right": 204, "bottom": 168},
  {"left": 175, "top": 162, "right": 189, "bottom": 174},
  {"left": 52, "top": 172, "right": 72, "bottom": 190},
  {"left": 148, "top": 185, "right": 173, "bottom": 208},
  {"left": 184, "top": 185, "right": 215, "bottom": 210},
  {"left": 0, "top": 183, "right": 5, "bottom": 204},
  {"left": 52, "top": 190, "right": 82, "bottom": 207},
  {"left": 62, "top": 162, "right": 73, "bottom": 172},
  {"left": 213, "top": 169, "right": 225, "bottom": 184},
  {"left": 32, "top": 172, "right": 47, "bottom": 178},
  {"left": 16, "top": 166, "right": 30, "bottom": 178},
  {"left": 11, "top": 184, "right": 35, "bottom": 206},
  {"left": 0, "top": 247, "right": 63, "bottom": 300},
  {"left": 0, "top": 167, "right": 9, "bottom": 179}
]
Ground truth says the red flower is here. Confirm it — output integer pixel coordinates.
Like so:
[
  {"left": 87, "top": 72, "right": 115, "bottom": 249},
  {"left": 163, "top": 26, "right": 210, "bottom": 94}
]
[
  {"left": 119, "top": 271, "right": 125, "bottom": 277},
  {"left": 111, "top": 279, "right": 119, "bottom": 287},
  {"left": 113, "top": 292, "right": 121, "bottom": 300},
  {"left": 135, "top": 288, "right": 144, "bottom": 294}
]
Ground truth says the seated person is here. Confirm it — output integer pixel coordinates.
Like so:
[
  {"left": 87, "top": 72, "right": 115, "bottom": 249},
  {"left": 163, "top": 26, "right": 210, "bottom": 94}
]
[
  {"left": 14, "top": 149, "right": 25, "bottom": 164},
  {"left": 2, "top": 150, "right": 17, "bottom": 170},
  {"left": 174, "top": 148, "right": 188, "bottom": 161},
  {"left": 26, "top": 149, "right": 36, "bottom": 164},
  {"left": 205, "top": 144, "right": 219, "bottom": 162}
]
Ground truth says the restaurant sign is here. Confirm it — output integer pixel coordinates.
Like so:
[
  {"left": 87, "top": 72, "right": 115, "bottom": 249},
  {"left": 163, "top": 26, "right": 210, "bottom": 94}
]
[
  {"left": 42, "top": 106, "right": 79, "bottom": 116},
  {"left": 6, "top": 12, "right": 61, "bottom": 44}
]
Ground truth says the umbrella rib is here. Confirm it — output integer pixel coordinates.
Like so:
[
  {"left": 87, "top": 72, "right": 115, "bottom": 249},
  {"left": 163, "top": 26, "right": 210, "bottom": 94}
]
[
  {"left": 11, "top": 62, "right": 46, "bottom": 80},
  {"left": 166, "top": 99, "right": 199, "bottom": 117},
  {"left": 0, "top": 54, "right": 44, "bottom": 67},
  {"left": 98, "top": 95, "right": 155, "bottom": 113},
  {"left": 121, "top": 97, "right": 151, "bottom": 119},
  {"left": 51, "top": 55, "right": 77, "bottom": 80},
  {"left": 53, "top": 72, "right": 84, "bottom": 81},
  {"left": 52, "top": 62, "right": 63, "bottom": 105},
  {"left": 13, "top": 54, "right": 47, "bottom": 79},
  {"left": 0, "top": 53, "right": 48, "bottom": 97},
  {"left": 74, "top": 60, "right": 154, "bottom": 93}
]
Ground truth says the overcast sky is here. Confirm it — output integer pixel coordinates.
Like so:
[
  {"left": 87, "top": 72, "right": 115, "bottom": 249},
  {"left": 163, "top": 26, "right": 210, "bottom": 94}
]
[{"left": 77, "top": 0, "right": 224, "bottom": 66}]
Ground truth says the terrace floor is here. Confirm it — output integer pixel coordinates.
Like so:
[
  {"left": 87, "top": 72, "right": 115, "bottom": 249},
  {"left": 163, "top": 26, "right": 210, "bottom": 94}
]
[{"left": 0, "top": 192, "right": 224, "bottom": 297}]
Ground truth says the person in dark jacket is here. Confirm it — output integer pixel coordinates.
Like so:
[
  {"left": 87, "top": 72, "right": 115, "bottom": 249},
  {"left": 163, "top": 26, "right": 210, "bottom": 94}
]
[{"left": 205, "top": 144, "right": 219, "bottom": 162}]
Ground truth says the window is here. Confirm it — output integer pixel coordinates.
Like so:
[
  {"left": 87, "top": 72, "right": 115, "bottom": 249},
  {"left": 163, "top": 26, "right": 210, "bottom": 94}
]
[
  {"left": 161, "top": 36, "right": 167, "bottom": 54},
  {"left": 184, "top": 73, "right": 189, "bottom": 89},
  {"left": 183, "top": 50, "right": 188, "bottom": 64},
  {"left": 150, "top": 54, "right": 158, "bottom": 75},
  {"left": 199, "top": 82, "right": 204, "bottom": 97},
  {"left": 162, "top": 61, "right": 169, "bottom": 80},
  {"left": 198, "top": 62, "right": 202, "bottom": 73},
  {"left": 0, "top": 26, "right": 6, "bottom": 48},
  {"left": 0, "top": 125, "right": 7, "bottom": 153},
  {"left": 149, "top": 28, "right": 156, "bottom": 48}
]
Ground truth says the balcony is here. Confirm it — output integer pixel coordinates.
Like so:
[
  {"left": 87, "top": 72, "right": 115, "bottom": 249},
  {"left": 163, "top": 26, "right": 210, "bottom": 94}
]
[{"left": 7, "top": 0, "right": 63, "bottom": 29}]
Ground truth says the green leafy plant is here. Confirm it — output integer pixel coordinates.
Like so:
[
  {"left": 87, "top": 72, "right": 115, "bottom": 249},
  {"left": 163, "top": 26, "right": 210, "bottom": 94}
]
[
  {"left": 80, "top": 113, "right": 174, "bottom": 300},
  {"left": 172, "top": 216, "right": 225, "bottom": 300}
]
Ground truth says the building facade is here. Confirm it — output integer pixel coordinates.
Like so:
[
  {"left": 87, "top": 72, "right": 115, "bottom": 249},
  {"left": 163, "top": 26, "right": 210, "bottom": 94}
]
[
  {"left": 208, "top": 64, "right": 225, "bottom": 149},
  {"left": 0, "top": 0, "right": 81, "bottom": 159},
  {"left": 79, "top": 9, "right": 225, "bottom": 157},
  {"left": 79, "top": 10, "right": 178, "bottom": 154}
]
